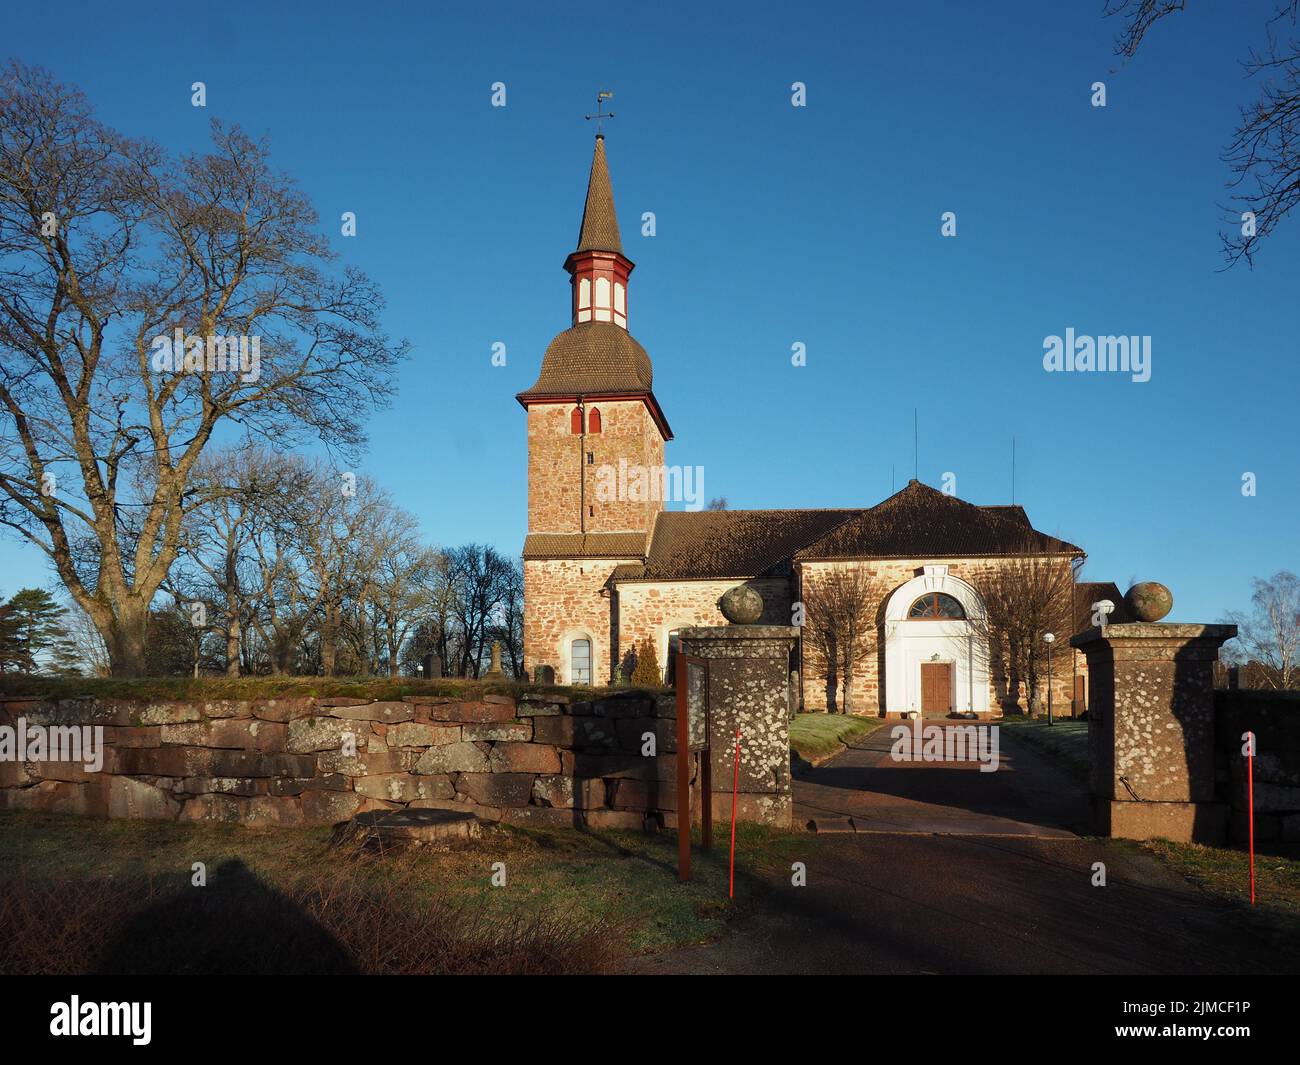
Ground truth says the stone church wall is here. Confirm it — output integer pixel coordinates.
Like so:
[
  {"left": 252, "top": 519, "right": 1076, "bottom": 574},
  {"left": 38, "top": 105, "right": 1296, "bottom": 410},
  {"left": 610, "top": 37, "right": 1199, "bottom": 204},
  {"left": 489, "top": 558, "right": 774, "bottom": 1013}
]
[
  {"left": 524, "top": 558, "right": 638, "bottom": 685},
  {"left": 0, "top": 689, "right": 731, "bottom": 829},
  {"left": 526, "top": 399, "right": 664, "bottom": 536},
  {"left": 615, "top": 577, "right": 794, "bottom": 683}
]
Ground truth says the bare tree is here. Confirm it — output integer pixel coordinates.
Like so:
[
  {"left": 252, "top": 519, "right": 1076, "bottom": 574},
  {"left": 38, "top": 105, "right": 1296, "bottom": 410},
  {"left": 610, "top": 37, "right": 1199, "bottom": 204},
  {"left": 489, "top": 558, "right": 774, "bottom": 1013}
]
[
  {"left": 445, "top": 544, "right": 512, "bottom": 678},
  {"left": 0, "top": 63, "right": 407, "bottom": 675},
  {"left": 972, "top": 547, "right": 1080, "bottom": 715},
  {"left": 1224, "top": 571, "right": 1300, "bottom": 690},
  {"left": 1107, "top": 0, "right": 1300, "bottom": 264},
  {"left": 803, "top": 567, "right": 875, "bottom": 714}
]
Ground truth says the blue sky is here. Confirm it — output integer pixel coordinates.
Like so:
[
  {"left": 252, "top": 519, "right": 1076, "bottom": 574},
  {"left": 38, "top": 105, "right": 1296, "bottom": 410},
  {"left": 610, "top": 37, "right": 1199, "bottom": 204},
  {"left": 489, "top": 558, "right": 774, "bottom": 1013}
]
[{"left": 2, "top": 0, "right": 1296, "bottom": 622}]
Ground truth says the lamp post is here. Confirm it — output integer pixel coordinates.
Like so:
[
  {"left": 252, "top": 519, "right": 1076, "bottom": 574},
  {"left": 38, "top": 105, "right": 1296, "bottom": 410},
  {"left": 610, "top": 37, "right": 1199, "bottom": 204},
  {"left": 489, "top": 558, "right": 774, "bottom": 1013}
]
[{"left": 1043, "top": 632, "right": 1056, "bottom": 726}]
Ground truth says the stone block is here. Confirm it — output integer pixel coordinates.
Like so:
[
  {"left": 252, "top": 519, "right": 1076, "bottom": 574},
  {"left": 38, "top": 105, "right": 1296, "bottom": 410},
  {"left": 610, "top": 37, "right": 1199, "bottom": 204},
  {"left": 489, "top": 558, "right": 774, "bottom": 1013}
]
[
  {"left": 102, "top": 726, "right": 161, "bottom": 747},
  {"left": 413, "top": 742, "right": 490, "bottom": 774},
  {"left": 209, "top": 719, "right": 286, "bottom": 751},
  {"left": 463, "top": 721, "right": 532, "bottom": 741},
  {"left": 251, "top": 699, "right": 314, "bottom": 723},
  {"left": 198, "top": 701, "right": 253, "bottom": 719},
  {"left": 532, "top": 715, "right": 618, "bottom": 749},
  {"left": 420, "top": 700, "right": 517, "bottom": 724},
  {"left": 287, "top": 717, "right": 366, "bottom": 753},
  {"left": 159, "top": 722, "right": 209, "bottom": 746},
  {"left": 180, "top": 794, "right": 244, "bottom": 823},
  {"left": 454, "top": 772, "right": 534, "bottom": 807},
  {"left": 515, "top": 700, "right": 563, "bottom": 717},
  {"left": 268, "top": 774, "right": 349, "bottom": 796},
  {"left": 386, "top": 722, "right": 461, "bottom": 747},
  {"left": 488, "top": 742, "right": 560, "bottom": 774},
  {"left": 108, "top": 777, "right": 181, "bottom": 820},
  {"left": 500, "top": 805, "right": 578, "bottom": 828},
  {"left": 176, "top": 776, "right": 271, "bottom": 797},
  {"left": 300, "top": 789, "right": 366, "bottom": 825},
  {"left": 326, "top": 700, "right": 415, "bottom": 722},
  {"left": 135, "top": 702, "right": 203, "bottom": 726},
  {"left": 210, "top": 751, "right": 317, "bottom": 778},
  {"left": 316, "top": 748, "right": 415, "bottom": 777},
  {"left": 354, "top": 772, "right": 455, "bottom": 803},
  {"left": 115, "top": 746, "right": 216, "bottom": 777}
]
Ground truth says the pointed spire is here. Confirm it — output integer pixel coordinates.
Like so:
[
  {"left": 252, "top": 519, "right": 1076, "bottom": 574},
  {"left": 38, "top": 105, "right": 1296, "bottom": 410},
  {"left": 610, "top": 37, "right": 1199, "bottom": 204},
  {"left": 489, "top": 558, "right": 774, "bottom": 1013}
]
[{"left": 576, "top": 135, "right": 622, "bottom": 254}]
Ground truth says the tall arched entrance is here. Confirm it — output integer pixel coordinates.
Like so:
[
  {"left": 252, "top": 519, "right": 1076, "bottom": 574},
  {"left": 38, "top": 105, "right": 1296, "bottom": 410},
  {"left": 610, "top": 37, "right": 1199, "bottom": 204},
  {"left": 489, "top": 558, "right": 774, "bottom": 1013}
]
[{"left": 882, "top": 565, "right": 990, "bottom": 717}]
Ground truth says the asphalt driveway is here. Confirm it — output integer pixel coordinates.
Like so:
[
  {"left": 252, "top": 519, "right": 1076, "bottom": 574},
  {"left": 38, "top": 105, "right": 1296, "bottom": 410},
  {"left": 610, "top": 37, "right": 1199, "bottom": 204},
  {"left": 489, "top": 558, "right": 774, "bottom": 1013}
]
[{"left": 629, "top": 723, "right": 1300, "bottom": 974}]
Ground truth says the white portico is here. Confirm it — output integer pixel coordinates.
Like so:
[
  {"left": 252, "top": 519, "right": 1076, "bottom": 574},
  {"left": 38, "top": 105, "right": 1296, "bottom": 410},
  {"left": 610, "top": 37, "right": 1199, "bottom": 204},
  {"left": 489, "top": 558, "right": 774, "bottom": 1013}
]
[{"left": 882, "top": 565, "right": 990, "bottom": 717}]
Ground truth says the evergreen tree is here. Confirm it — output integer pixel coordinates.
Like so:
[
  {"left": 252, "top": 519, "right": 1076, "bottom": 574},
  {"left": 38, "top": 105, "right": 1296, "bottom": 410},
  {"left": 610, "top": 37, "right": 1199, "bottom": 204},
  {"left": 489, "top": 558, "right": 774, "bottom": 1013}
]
[
  {"left": 631, "top": 636, "right": 662, "bottom": 688},
  {"left": 1, "top": 588, "right": 71, "bottom": 673}
]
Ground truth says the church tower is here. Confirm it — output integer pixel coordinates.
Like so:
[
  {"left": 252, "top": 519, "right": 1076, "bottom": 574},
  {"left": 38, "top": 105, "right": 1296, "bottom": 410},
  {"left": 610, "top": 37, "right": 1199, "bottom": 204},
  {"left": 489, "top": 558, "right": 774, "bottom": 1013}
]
[{"left": 517, "top": 135, "right": 671, "bottom": 683}]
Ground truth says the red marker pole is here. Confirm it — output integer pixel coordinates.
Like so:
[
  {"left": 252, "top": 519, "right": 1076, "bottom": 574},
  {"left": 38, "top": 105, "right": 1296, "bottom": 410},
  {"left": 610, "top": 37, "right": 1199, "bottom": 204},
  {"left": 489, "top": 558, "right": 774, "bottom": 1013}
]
[
  {"left": 729, "top": 729, "right": 741, "bottom": 900},
  {"left": 1248, "top": 731, "right": 1256, "bottom": 906}
]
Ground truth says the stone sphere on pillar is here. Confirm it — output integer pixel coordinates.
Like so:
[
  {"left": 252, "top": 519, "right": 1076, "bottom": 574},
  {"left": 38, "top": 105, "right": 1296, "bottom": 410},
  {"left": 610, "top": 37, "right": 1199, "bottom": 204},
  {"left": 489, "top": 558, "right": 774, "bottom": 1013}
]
[
  {"left": 719, "top": 585, "right": 764, "bottom": 625},
  {"left": 1125, "top": 581, "right": 1173, "bottom": 623}
]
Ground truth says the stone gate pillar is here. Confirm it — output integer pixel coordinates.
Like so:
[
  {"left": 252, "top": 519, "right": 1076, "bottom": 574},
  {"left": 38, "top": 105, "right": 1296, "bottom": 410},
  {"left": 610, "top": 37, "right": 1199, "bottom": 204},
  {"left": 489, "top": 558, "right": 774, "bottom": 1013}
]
[
  {"left": 678, "top": 623, "right": 799, "bottom": 827},
  {"left": 1071, "top": 622, "right": 1236, "bottom": 844}
]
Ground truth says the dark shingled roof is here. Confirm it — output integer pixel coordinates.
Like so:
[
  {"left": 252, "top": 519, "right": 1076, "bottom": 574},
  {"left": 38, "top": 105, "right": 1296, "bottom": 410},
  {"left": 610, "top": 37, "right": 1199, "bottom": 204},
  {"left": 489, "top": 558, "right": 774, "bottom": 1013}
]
[
  {"left": 516, "top": 321, "right": 653, "bottom": 400},
  {"left": 523, "top": 531, "right": 647, "bottom": 560},
  {"left": 1075, "top": 581, "right": 1133, "bottom": 630},
  {"left": 626, "top": 509, "right": 858, "bottom": 581},
  {"left": 795, "top": 481, "right": 1082, "bottom": 560},
  {"left": 576, "top": 136, "right": 622, "bottom": 254}
]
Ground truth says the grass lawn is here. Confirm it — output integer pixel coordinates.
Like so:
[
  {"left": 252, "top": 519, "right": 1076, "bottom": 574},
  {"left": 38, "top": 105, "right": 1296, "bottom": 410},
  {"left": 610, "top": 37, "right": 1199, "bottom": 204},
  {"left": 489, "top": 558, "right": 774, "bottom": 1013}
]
[
  {"left": 1135, "top": 838, "right": 1300, "bottom": 917},
  {"left": 0, "top": 809, "right": 813, "bottom": 974},
  {"left": 999, "top": 718, "right": 1089, "bottom": 779},
  {"left": 789, "top": 712, "right": 881, "bottom": 765}
]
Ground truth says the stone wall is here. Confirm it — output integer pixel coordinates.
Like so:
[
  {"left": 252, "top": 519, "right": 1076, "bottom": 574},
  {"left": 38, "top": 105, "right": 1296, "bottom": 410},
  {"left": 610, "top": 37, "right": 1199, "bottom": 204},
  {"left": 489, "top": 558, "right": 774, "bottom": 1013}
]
[
  {"left": 1214, "top": 690, "right": 1300, "bottom": 847},
  {"left": 0, "top": 689, "right": 723, "bottom": 830}
]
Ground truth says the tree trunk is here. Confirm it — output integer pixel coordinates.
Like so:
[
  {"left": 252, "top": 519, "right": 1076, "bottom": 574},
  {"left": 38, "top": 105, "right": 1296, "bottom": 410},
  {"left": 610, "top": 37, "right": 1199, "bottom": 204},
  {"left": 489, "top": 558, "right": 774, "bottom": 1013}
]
[
  {"left": 226, "top": 613, "right": 241, "bottom": 676},
  {"left": 104, "top": 607, "right": 149, "bottom": 677}
]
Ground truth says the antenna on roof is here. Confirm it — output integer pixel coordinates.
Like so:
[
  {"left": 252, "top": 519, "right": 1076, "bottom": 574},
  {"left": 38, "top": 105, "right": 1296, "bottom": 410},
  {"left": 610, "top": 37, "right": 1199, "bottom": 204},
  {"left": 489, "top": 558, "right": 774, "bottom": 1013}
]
[
  {"left": 1011, "top": 436, "right": 1016, "bottom": 505},
  {"left": 913, "top": 408, "right": 918, "bottom": 482}
]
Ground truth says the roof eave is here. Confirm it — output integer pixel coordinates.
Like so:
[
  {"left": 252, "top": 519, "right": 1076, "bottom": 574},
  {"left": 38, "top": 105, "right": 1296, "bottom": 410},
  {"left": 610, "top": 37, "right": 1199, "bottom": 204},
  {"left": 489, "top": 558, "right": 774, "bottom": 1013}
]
[{"left": 515, "top": 389, "right": 673, "bottom": 441}]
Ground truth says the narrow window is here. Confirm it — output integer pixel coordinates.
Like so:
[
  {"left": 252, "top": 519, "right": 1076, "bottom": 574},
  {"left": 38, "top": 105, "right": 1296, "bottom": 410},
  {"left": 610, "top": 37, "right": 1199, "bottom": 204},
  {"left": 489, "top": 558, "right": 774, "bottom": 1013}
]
[
  {"left": 571, "top": 407, "right": 583, "bottom": 434},
  {"left": 571, "top": 638, "right": 592, "bottom": 685},
  {"left": 588, "top": 407, "right": 602, "bottom": 434}
]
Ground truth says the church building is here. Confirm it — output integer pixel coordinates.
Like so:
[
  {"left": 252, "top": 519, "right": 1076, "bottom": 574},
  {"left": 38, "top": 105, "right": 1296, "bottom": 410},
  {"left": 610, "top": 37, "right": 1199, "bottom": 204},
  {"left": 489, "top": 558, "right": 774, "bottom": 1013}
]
[{"left": 519, "top": 136, "right": 1122, "bottom": 716}]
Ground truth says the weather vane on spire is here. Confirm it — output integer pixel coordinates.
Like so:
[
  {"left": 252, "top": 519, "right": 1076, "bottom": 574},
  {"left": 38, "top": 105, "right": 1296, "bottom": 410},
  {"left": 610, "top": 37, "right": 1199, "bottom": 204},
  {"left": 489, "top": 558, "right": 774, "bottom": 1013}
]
[{"left": 584, "top": 90, "right": 615, "bottom": 136}]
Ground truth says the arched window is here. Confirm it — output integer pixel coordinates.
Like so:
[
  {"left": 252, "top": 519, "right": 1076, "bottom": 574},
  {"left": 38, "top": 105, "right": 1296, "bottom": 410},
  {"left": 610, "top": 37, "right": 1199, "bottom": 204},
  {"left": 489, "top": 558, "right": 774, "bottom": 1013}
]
[
  {"left": 588, "top": 407, "right": 602, "bottom": 434},
  {"left": 570, "top": 407, "right": 583, "bottom": 434},
  {"left": 571, "top": 638, "right": 592, "bottom": 684},
  {"left": 907, "top": 592, "right": 966, "bottom": 619}
]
